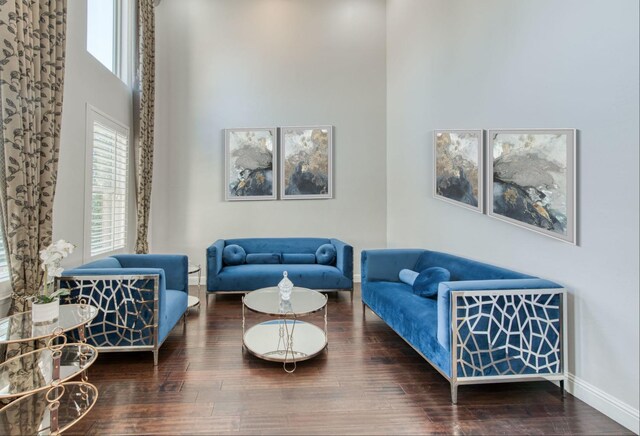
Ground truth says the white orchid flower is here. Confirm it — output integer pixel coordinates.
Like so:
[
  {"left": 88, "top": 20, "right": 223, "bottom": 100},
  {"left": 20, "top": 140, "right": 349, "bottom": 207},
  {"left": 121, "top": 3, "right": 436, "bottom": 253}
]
[{"left": 38, "top": 239, "right": 76, "bottom": 301}]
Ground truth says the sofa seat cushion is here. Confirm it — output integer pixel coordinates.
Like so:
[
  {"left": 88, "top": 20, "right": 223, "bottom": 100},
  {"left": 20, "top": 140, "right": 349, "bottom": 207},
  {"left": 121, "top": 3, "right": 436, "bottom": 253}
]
[
  {"left": 216, "top": 264, "right": 352, "bottom": 290},
  {"left": 159, "top": 289, "right": 188, "bottom": 343},
  {"left": 362, "top": 281, "right": 450, "bottom": 376}
]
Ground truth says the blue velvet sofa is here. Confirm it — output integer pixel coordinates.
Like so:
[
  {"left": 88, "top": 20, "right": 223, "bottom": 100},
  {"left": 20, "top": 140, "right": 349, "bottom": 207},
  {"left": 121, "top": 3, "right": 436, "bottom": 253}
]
[
  {"left": 207, "top": 238, "right": 353, "bottom": 297},
  {"left": 361, "top": 249, "right": 567, "bottom": 402},
  {"left": 58, "top": 254, "right": 189, "bottom": 365}
]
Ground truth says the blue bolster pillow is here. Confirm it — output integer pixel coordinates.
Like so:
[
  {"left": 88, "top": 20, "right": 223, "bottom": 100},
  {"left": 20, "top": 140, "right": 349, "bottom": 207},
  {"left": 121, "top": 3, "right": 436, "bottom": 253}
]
[
  {"left": 282, "top": 253, "right": 316, "bottom": 264},
  {"left": 246, "top": 253, "right": 281, "bottom": 264},
  {"left": 399, "top": 269, "right": 419, "bottom": 286}
]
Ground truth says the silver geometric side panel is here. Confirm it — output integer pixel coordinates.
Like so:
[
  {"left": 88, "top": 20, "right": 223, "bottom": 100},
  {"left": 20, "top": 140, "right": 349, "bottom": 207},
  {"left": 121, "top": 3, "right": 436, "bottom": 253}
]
[
  {"left": 59, "top": 276, "right": 158, "bottom": 348},
  {"left": 453, "top": 292, "right": 562, "bottom": 378}
]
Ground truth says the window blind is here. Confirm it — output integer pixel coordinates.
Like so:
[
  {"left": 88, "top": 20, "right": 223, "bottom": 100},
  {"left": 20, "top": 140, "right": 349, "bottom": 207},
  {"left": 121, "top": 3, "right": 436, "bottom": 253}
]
[{"left": 90, "top": 120, "right": 129, "bottom": 256}]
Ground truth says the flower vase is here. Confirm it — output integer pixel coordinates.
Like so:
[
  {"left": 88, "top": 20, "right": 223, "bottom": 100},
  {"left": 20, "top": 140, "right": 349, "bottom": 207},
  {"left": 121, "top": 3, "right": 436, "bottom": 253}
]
[{"left": 32, "top": 299, "right": 60, "bottom": 324}]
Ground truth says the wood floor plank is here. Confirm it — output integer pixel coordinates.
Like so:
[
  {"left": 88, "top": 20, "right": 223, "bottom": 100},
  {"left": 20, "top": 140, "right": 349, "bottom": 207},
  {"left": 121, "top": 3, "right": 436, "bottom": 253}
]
[{"left": 67, "top": 285, "right": 632, "bottom": 435}]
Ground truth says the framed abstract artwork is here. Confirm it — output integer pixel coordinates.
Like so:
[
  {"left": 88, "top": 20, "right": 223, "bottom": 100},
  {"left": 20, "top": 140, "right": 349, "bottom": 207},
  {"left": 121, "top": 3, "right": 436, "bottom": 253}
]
[
  {"left": 280, "top": 126, "right": 333, "bottom": 200},
  {"left": 487, "top": 129, "right": 576, "bottom": 244},
  {"left": 433, "top": 129, "right": 483, "bottom": 213},
  {"left": 224, "top": 127, "right": 277, "bottom": 201}
]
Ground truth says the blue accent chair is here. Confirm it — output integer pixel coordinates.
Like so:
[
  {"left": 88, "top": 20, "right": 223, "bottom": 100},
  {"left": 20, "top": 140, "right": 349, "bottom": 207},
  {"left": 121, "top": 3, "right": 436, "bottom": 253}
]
[
  {"left": 361, "top": 249, "right": 567, "bottom": 403},
  {"left": 59, "top": 254, "right": 189, "bottom": 365},
  {"left": 206, "top": 238, "right": 353, "bottom": 299}
]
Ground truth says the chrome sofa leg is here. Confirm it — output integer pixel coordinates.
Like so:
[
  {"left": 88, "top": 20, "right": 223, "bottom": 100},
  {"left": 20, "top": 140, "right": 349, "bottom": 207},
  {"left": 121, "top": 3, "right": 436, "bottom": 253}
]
[
  {"left": 451, "top": 383, "right": 458, "bottom": 404},
  {"left": 153, "top": 349, "right": 159, "bottom": 366}
]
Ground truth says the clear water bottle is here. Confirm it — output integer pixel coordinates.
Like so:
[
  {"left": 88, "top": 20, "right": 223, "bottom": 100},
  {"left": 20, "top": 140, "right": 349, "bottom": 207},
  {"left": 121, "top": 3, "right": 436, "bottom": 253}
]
[{"left": 278, "top": 271, "right": 293, "bottom": 301}]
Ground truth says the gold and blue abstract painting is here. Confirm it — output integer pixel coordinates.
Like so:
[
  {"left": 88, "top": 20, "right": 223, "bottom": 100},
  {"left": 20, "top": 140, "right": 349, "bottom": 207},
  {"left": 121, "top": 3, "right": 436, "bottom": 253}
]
[
  {"left": 488, "top": 129, "right": 576, "bottom": 244},
  {"left": 434, "top": 130, "right": 483, "bottom": 213},
  {"left": 280, "top": 126, "right": 333, "bottom": 200},
  {"left": 225, "top": 128, "right": 277, "bottom": 201}
]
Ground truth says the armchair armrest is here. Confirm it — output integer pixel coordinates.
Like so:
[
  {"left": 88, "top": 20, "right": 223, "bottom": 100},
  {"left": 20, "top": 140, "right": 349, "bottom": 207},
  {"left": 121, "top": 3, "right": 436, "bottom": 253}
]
[
  {"left": 361, "top": 249, "right": 425, "bottom": 283},
  {"left": 58, "top": 268, "right": 166, "bottom": 348},
  {"left": 207, "top": 240, "right": 225, "bottom": 290},
  {"left": 114, "top": 254, "right": 188, "bottom": 293},
  {"left": 330, "top": 238, "right": 353, "bottom": 282},
  {"left": 437, "top": 278, "right": 563, "bottom": 352}
]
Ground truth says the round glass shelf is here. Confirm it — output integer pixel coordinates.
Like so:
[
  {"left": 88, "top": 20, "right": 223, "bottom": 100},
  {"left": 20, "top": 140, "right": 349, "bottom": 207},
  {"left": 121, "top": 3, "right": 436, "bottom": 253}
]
[
  {"left": 243, "top": 287, "right": 327, "bottom": 317},
  {"left": 0, "top": 305, "right": 98, "bottom": 344},
  {"left": 0, "top": 381, "right": 98, "bottom": 435},
  {"left": 0, "top": 344, "right": 98, "bottom": 399},
  {"left": 243, "top": 320, "right": 327, "bottom": 363}
]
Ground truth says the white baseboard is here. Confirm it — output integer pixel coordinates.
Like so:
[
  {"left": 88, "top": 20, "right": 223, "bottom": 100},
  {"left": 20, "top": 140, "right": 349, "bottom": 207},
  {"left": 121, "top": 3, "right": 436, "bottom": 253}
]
[{"left": 567, "top": 373, "right": 639, "bottom": 434}]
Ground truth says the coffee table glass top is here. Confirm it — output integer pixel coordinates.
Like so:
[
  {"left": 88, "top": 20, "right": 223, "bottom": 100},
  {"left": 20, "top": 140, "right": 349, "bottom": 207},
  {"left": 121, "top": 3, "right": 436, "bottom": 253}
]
[
  {"left": 0, "top": 305, "right": 98, "bottom": 344},
  {"left": 243, "top": 287, "right": 327, "bottom": 316},
  {"left": 0, "top": 381, "right": 98, "bottom": 435},
  {"left": 0, "top": 344, "right": 98, "bottom": 399}
]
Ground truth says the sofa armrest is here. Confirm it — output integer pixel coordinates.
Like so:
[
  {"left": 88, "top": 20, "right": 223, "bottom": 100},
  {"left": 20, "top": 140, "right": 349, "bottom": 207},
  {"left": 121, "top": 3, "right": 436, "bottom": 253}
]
[
  {"left": 437, "top": 278, "right": 563, "bottom": 352},
  {"left": 330, "top": 239, "right": 353, "bottom": 283},
  {"left": 207, "top": 240, "right": 225, "bottom": 290},
  {"left": 114, "top": 254, "right": 188, "bottom": 293},
  {"left": 58, "top": 268, "right": 167, "bottom": 348},
  {"left": 361, "top": 249, "right": 425, "bottom": 283}
]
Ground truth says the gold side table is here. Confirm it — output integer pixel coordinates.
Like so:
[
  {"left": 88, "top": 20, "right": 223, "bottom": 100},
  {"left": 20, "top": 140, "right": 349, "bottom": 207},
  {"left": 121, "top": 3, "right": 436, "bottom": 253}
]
[{"left": 0, "top": 304, "right": 99, "bottom": 435}]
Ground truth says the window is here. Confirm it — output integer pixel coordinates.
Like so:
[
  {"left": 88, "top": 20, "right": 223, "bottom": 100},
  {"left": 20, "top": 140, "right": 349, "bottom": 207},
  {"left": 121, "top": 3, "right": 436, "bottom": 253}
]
[
  {"left": 86, "top": 0, "right": 132, "bottom": 83},
  {"left": 0, "top": 230, "right": 9, "bottom": 282},
  {"left": 86, "top": 106, "right": 130, "bottom": 258}
]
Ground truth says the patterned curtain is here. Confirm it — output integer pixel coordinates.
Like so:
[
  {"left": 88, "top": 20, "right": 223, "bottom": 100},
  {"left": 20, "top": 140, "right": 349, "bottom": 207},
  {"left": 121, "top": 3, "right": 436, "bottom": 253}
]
[
  {"left": 0, "top": 0, "right": 67, "bottom": 313},
  {"left": 134, "top": 0, "right": 156, "bottom": 254}
]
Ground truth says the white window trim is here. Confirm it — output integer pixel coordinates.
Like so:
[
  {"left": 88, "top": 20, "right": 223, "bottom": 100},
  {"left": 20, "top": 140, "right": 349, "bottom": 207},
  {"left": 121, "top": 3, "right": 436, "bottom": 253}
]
[{"left": 84, "top": 104, "right": 131, "bottom": 263}]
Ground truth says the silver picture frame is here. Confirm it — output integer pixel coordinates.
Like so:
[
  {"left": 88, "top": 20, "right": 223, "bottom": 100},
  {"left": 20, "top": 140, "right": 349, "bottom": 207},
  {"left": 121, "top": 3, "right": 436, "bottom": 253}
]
[
  {"left": 280, "top": 126, "right": 333, "bottom": 200},
  {"left": 487, "top": 128, "right": 577, "bottom": 245},
  {"left": 224, "top": 127, "right": 278, "bottom": 201},
  {"left": 433, "top": 129, "right": 484, "bottom": 213}
]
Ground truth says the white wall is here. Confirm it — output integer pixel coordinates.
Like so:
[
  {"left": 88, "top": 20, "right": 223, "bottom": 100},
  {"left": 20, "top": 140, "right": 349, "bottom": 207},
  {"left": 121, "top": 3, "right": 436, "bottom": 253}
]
[
  {"left": 151, "top": 0, "right": 388, "bottom": 274},
  {"left": 54, "top": 0, "right": 134, "bottom": 267},
  {"left": 386, "top": 0, "right": 639, "bottom": 432}
]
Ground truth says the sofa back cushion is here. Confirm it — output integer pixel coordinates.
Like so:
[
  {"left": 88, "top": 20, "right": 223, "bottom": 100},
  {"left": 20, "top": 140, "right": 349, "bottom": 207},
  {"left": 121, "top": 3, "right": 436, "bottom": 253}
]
[
  {"left": 225, "top": 238, "right": 331, "bottom": 255},
  {"left": 282, "top": 253, "right": 316, "bottom": 264},
  {"left": 246, "top": 253, "right": 281, "bottom": 264},
  {"left": 75, "top": 257, "right": 122, "bottom": 269},
  {"left": 414, "top": 251, "right": 532, "bottom": 281}
]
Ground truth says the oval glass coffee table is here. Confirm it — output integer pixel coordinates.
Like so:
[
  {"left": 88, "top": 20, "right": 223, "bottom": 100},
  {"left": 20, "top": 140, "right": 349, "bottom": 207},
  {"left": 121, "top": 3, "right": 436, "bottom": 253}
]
[{"left": 242, "top": 287, "right": 328, "bottom": 373}]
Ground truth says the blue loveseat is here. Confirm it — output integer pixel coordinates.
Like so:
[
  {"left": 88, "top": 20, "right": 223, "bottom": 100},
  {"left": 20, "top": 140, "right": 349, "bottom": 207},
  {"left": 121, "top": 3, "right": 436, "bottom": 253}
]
[
  {"left": 59, "top": 254, "right": 189, "bottom": 365},
  {"left": 207, "top": 238, "right": 353, "bottom": 297},
  {"left": 361, "top": 249, "right": 567, "bottom": 402}
]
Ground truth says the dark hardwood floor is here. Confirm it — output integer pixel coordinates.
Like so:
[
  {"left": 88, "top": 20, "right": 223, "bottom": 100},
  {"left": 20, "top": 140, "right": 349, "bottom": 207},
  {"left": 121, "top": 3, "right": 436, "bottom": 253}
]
[{"left": 70, "top": 285, "right": 631, "bottom": 435}]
